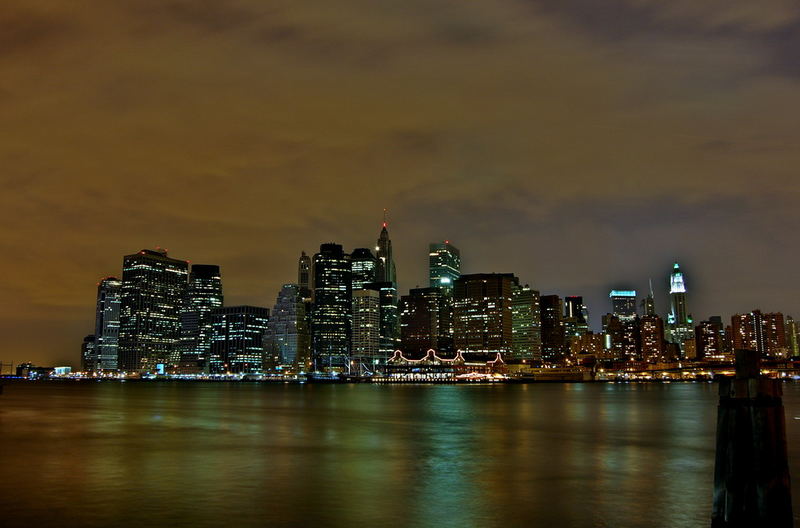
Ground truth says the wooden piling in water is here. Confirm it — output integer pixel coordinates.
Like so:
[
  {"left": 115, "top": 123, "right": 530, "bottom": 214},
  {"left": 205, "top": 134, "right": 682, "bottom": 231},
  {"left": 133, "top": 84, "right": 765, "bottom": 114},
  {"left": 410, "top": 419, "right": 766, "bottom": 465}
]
[{"left": 712, "top": 349, "right": 793, "bottom": 527}]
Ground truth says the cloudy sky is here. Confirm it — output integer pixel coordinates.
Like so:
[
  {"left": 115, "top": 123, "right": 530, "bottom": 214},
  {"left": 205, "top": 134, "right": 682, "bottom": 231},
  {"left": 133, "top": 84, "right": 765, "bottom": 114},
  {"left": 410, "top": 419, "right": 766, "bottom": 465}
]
[{"left": 2, "top": 0, "right": 799, "bottom": 366}]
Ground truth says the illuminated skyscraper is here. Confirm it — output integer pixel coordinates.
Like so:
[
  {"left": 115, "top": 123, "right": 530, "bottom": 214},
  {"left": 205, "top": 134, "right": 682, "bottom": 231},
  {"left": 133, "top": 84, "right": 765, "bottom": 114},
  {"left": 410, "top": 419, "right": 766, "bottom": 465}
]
[
  {"left": 179, "top": 264, "right": 223, "bottom": 367},
  {"left": 94, "top": 276, "right": 122, "bottom": 370},
  {"left": 511, "top": 282, "right": 541, "bottom": 362},
  {"left": 610, "top": 290, "right": 637, "bottom": 320},
  {"left": 399, "top": 287, "right": 453, "bottom": 358},
  {"left": 209, "top": 305, "right": 270, "bottom": 374},
  {"left": 375, "top": 216, "right": 397, "bottom": 285},
  {"left": 429, "top": 241, "right": 461, "bottom": 293},
  {"left": 351, "top": 248, "right": 378, "bottom": 290},
  {"left": 351, "top": 289, "right": 381, "bottom": 373},
  {"left": 640, "top": 314, "right": 665, "bottom": 363},
  {"left": 119, "top": 249, "right": 189, "bottom": 372},
  {"left": 453, "top": 273, "right": 514, "bottom": 356},
  {"left": 264, "top": 284, "right": 310, "bottom": 369},
  {"left": 667, "top": 262, "right": 693, "bottom": 352},
  {"left": 311, "top": 243, "right": 352, "bottom": 371}
]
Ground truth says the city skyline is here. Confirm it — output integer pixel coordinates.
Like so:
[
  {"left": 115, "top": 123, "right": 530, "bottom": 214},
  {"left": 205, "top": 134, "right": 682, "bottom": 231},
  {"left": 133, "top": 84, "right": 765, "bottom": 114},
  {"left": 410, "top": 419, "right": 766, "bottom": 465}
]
[{"left": 3, "top": 2, "right": 800, "bottom": 367}]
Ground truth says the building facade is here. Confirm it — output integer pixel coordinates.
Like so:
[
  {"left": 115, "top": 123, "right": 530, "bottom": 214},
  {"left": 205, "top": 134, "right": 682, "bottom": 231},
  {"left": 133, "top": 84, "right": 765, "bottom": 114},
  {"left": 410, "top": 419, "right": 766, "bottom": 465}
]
[
  {"left": 511, "top": 283, "right": 541, "bottom": 362},
  {"left": 453, "top": 274, "right": 514, "bottom": 356},
  {"left": 351, "top": 289, "right": 381, "bottom": 373},
  {"left": 311, "top": 243, "right": 352, "bottom": 371},
  {"left": 264, "top": 284, "right": 311, "bottom": 369},
  {"left": 118, "top": 249, "right": 189, "bottom": 372},
  {"left": 209, "top": 306, "right": 270, "bottom": 374},
  {"left": 94, "top": 276, "right": 122, "bottom": 370},
  {"left": 179, "top": 264, "right": 223, "bottom": 368},
  {"left": 429, "top": 241, "right": 461, "bottom": 293}
]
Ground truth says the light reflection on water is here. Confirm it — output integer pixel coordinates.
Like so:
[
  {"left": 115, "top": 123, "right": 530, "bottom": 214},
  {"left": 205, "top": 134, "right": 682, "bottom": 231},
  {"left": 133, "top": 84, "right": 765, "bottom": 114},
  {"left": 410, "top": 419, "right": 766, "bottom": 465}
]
[{"left": 1, "top": 381, "right": 798, "bottom": 527}]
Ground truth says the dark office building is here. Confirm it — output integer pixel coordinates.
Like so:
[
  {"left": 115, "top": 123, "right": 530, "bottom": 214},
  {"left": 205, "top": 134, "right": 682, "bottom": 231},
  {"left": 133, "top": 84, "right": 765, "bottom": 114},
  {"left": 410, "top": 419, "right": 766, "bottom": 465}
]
[
  {"left": 375, "top": 221, "right": 397, "bottom": 285},
  {"left": 540, "top": 295, "right": 567, "bottom": 364},
  {"left": 311, "top": 243, "right": 352, "bottom": 371},
  {"left": 453, "top": 273, "right": 514, "bottom": 356},
  {"left": 365, "top": 281, "right": 401, "bottom": 359},
  {"left": 429, "top": 241, "right": 461, "bottom": 293},
  {"left": 298, "top": 251, "right": 312, "bottom": 298},
  {"left": 94, "top": 277, "right": 122, "bottom": 370},
  {"left": 179, "top": 264, "right": 223, "bottom": 367},
  {"left": 640, "top": 314, "right": 665, "bottom": 363},
  {"left": 81, "top": 334, "right": 97, "bottom": 372},
  {"left": 695, "top": 318, "right": 724, "bottom": 361},
  {"left": 118, "top": 249, "right": 189, "bottom": 372},
  {"left": 351, "top": 248, "right": 378, "bottom": 291},
  {"left": 209, "top": 306, "right": 270, "bottom": 374},
  {"left": 399, "top": 287, "right": 453, "bottom": 358}
]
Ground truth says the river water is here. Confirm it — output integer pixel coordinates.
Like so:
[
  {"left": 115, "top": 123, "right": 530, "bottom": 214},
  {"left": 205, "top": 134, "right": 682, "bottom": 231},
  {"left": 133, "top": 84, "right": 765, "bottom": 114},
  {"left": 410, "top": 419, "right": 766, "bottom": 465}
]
[{"left": 1, "top": 381, "right": 799, "bottom": 527}]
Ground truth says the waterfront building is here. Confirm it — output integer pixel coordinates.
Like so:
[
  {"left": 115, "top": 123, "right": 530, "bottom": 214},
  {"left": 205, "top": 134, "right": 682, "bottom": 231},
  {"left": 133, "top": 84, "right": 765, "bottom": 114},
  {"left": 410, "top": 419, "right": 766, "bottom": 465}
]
[
  {"left": 351, "top": 248, "right": 378, "bottom": 290},
  {"left": 311, "top": 243, "right": 352, "bottom": 371},
  {"left": 399, "top": 287, "right": 453, "bottom": 358},
  {"left": 94, "top": 277, "right": 122, "bottom": 370},
  {"left": 731, "top": 310, "right": 788, "bottom": 358},
  {"left": 569, "top": 332, "right": 606, "bottom": 361},
  {"left": 787, "top": 316, "right": 799, "bottom": 357},
  {"left": 264, "top": 284, "right": 311, "bottom": 369},
  {"left": 511, "top": 282, "right": 541, "bottom": 362},
  {"left": 351, "top": 289, "right": 381, "bottom": 373},
  {"left": 429, "top": 241, "right": 461, "bottom": 293},
  {"left": 209, "top": 306, "right": 270, "bottom": 374},
  {"left": 540, "top": 295, "right": 568, "bottom": 364},
  {"left": 610, "top": 290, "right": 637, "bottom": 320},
  {"left": 695, "top": 318, "right": 725, "bottom": 361},
  {"left": 453, "top": 273, "right": 515, "bottom": 356},
  {"left": 179, "top": 264, "right": 223, "bottom": 368},
  {"left": 375, "top": 218, "right": 397, "bottom": 285},
  {"left": 81, "top": 334, "right": 97, "bottom": 372},
  {"left": 640, "top": 314, "right": 665, "bottom": 363},
  {"left": 118, "top": 249, "right": 189, "bottom": 372}
]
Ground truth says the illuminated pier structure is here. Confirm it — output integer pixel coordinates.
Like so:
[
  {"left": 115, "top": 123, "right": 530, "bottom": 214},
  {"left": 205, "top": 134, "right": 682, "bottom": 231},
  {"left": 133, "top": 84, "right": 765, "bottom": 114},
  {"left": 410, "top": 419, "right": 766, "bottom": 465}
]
[{"left": 382, "top": 349, "right": 507, "bottom": 381}]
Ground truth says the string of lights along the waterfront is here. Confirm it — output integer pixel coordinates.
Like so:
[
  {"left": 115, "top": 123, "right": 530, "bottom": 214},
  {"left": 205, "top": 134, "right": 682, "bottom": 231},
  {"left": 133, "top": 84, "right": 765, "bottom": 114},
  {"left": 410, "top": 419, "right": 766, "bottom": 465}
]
[{"left": 10, "top": 217, "right": 799, "bottom": 382}]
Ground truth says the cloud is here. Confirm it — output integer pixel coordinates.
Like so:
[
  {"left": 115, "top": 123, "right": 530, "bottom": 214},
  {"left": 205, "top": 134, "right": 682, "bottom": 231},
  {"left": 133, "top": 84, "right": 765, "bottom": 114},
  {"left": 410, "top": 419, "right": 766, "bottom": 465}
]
[{"left": 1, "top": 0, "right": 799, "bottom": 366}]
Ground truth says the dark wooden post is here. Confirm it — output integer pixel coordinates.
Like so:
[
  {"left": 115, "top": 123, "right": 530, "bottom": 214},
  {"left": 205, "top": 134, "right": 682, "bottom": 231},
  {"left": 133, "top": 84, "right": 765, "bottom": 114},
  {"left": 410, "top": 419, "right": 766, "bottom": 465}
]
[{"left": 712, "top": 349, "right": 793, "bottom": 526}]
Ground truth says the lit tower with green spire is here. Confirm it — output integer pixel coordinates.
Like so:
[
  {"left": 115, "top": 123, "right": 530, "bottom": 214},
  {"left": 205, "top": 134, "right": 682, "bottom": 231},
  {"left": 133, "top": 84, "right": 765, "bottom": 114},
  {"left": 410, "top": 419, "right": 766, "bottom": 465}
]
[{"left": 667, "top": 261, "right": 694, "bottom": 353}]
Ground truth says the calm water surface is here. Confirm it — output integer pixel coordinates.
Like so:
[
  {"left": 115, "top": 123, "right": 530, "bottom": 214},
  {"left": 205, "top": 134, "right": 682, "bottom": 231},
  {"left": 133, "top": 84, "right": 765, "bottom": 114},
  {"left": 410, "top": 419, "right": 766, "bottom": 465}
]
[{"left": 1, "top": 381, "right": 799, "bottom": 527}]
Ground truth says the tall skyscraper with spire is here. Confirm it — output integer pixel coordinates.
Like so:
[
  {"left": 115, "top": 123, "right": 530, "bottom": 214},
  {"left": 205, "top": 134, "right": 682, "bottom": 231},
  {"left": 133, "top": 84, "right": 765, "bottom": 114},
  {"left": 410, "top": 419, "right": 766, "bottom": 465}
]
[
  {"left": 667, "top": 261, "right": 693, "bottom": 352},
  {"left": 375, "top": 211, "right": 397, "bottom": 285},
  {"left": 298, "top": 251, "right": 311, "bottom": 298}
]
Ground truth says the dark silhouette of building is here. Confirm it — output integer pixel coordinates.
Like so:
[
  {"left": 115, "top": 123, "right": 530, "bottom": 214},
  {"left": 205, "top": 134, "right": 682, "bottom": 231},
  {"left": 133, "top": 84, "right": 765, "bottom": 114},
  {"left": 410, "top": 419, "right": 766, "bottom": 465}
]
[
  {"left": 298, "top": 251, "right": 312, "bottom": 298},
  {"left": 640, "top": 314, "right": 665, "bottom": 363},
  {"left": 375, "top": 218, "right": 396, "bottom": 285},
  {"left": 540, "top": 295, "right": 567, "bottom": 363},
  {"left": 399, "top": 287, "right": 453, "bottom": 358},
  {"left": 696, "top": 317, "right": 724, "bottom": 361}
]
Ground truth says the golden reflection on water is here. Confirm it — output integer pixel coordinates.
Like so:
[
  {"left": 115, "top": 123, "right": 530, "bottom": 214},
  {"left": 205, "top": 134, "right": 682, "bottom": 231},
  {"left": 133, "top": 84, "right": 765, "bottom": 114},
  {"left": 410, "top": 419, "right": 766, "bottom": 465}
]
[{"left": 1, "top": 381, "right": 798, "bottom": 527}]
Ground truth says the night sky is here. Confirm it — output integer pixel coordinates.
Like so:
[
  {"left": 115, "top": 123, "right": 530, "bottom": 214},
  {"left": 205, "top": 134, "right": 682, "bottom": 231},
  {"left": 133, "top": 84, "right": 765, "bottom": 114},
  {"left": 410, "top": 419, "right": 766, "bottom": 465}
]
[{"left": 3, "top": 1, "right": 799, "bottom": 367}]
